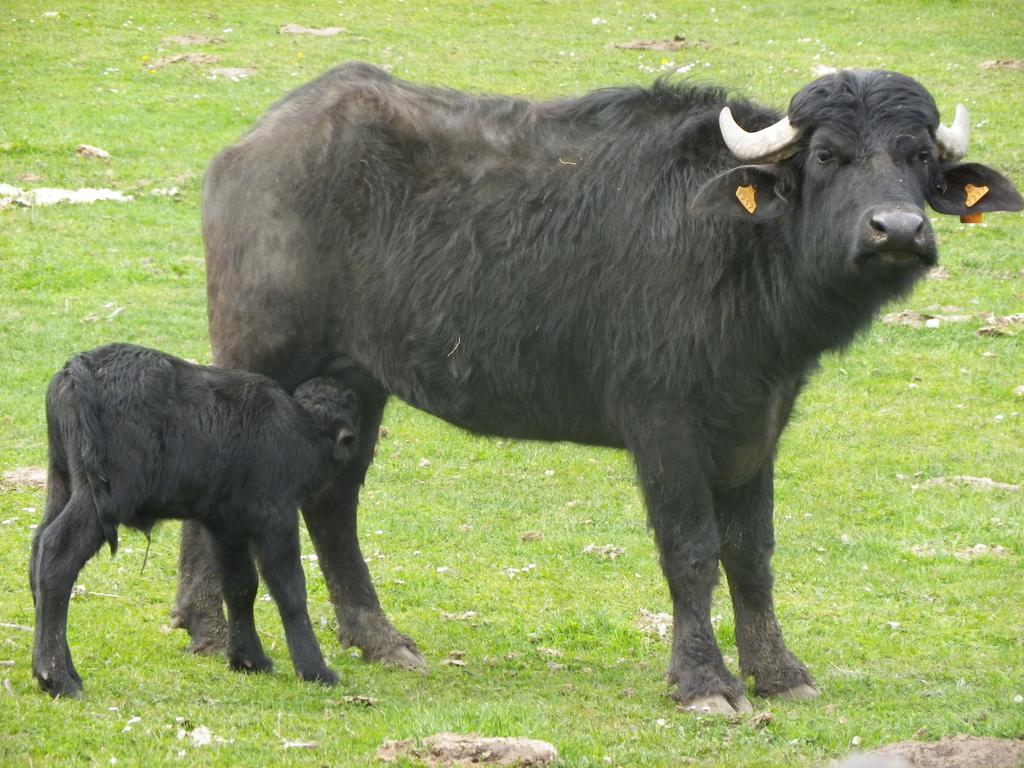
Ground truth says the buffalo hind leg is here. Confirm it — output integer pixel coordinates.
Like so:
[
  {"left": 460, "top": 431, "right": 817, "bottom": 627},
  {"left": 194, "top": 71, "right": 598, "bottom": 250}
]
[
  {"left": 255, "top": 514, "right": 338, "bottom": 685},
  {"left": 31, "top": 491, "right": 106, "bottom": 697},
  {"left": 717, "top": 465, "right": 817, "bottom": 700},
  {"left": 170, "top": 521, "right": 228, "bottom": 655},
  {"left": 634, "top": 430, "right": 752, "bottom": 715},
  {"left": 301, "top": 384, "right": 423, "bottom": 669},
  {"left": 209, "top": 531, "right": 273, "bottom": 675}
]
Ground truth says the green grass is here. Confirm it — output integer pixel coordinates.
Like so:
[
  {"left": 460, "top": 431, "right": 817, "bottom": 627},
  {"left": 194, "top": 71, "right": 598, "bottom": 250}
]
[{"left": 1, "top": 1, "right": 1022, "bottom": 765}]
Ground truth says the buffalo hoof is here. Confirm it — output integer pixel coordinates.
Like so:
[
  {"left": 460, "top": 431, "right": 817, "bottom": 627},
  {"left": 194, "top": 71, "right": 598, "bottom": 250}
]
[
  {"left": 370, "top": 641, "right": 426, "bottom": 671},
  {"left": 228, "top": 654, "right": 274, "bottom": 674},
  {"left": 678, "top": 693, "right": 753, "bottom": 716},
  {"left": 340, "top": 611, "right": 426, "bottom": 670},
  {"left": 773, "top": 683, "right": 820, "bottom": 701},
  {"left": 36, "top": 671, "right": 83, "bottom": 699},
  {"left": 171, "top": 609, "right": 228, "bottom": 656},
  {"left": 298, "top": 666, "right": 339, "bottom": 686}
]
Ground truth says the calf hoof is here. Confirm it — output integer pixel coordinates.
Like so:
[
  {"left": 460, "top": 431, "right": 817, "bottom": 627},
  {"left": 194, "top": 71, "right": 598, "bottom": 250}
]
[
  {"left": 298, "top": 666, "right": 339, "bottom": 687},
  {"left": 228, "top": 654, "right": 274, "bottom": 675},
  {"left": 35, "top": 670, "right": 83, "bottom": 699},
  {"left": 677, "top": 693, "right": 753, "bottom": 716}
]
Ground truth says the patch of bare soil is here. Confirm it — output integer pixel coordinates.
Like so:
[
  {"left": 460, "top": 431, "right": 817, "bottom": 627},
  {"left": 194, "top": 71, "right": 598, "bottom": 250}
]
[
  {"left": 611, "top": 34, "right": 710, "bottom": 51},
  {"left": 163, "top": 34, "right": 224, "bottom": 45},
  {"left": 980, "top": 59, "right": 1024, "bottom": 70},
  {"left": 881, "top": 309, "right": 1023, "bottom": 331},
  {"left": 76, "top": 144, "right": 110, "bottom": 160},
  {"left": 377, "top": 733, "right": 558, "bottom": 766},
  {"left": 636, "top": 608, "right": 672, "bottom": 640},
  {"left": 279, "top": 23, "right": 346, "bottom": 36},
  {"left": 863, "top": 735, "right": 1024, "bottom": 768},
  {"left": 913, "top": 475, "right": 1020, "bottom": 492},
  {"left": 153, "top": 53, "right": 222, "bottom": 68},
  {"left": 1, "top": 467, "right": 47, "bottom": 491},
  {"left": 582, "top": 543, "right": 624, "bottom": 559},
  {"left": 209, "top": 67, "right": 255, "bottom": 80}
]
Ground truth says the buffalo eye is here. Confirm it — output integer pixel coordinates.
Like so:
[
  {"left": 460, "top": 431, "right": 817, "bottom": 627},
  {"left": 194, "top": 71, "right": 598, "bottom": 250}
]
[
  {"left": 814, "top": 148, "right": 833, "bottom": 164},
  {"left": 917, "top": 149, "right": 932, "bottom": 163}
]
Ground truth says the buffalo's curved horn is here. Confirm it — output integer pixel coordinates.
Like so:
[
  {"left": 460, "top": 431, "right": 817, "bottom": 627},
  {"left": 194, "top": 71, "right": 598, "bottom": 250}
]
[
  {"left": 935, "top": 104, "right": 969, "bottom": 162},
  {"left": 719, "top": 108, "right": 802, "bottom": 161}
]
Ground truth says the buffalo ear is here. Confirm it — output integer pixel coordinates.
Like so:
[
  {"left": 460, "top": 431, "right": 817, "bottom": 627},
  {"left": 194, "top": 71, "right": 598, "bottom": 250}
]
[
  {"left": 690, "top": 164, "right": 795, "bottom": 220},
  {"left": 927, "top": 162, "right": 1024, "bottom": 215},
  {"left": 334, "top": 426, "right": 357, "bottom": 463}
]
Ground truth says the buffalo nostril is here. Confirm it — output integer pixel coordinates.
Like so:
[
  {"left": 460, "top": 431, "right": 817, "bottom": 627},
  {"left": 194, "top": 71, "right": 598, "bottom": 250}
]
[{"left": 869, "top": 210, "right": 925, "bottom": 240}]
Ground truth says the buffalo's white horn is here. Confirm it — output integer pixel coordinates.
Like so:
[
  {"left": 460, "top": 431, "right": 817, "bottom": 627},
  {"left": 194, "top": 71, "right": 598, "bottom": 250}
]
[
  {"left": 935, "top": 103, "right": 969, "bottom": 162},
  {"left": 719, "top": 107, "right": 801, "bottom": 161}
]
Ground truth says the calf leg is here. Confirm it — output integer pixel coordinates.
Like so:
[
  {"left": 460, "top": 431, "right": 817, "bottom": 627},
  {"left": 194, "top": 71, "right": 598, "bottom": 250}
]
[
  {"left": 716, "top": 465, "right": 817, "bottom": 700},
  {"left": 301, "top": 384, "right": 423, "bottom": 669},
  {"left": 633, "top": 429, "right": 752, "bottom": 715},
  {"left": 31, "top": 491, "right": 106, "bottom": 697},
  {"left": 209, "top": 532, "right": 272, "bottom": 674},
  {"left": 170, "top": 521, "right": 228, "bottom": 654},
  {"left": 30, "top": 461, "right": 71, "bottom": 604},
  {"left": 255, "top": 516, "right": 338, "bottom": 685}
]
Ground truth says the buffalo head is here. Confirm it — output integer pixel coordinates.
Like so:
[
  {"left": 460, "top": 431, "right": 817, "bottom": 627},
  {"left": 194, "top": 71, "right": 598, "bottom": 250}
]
[{"left": 693, "top": 70, "right": 1022, "bottom": 288}]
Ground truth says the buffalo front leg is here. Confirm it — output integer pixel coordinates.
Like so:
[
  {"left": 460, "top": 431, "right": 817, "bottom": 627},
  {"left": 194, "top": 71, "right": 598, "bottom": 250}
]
[
  {"left": 301, "top": 387, "right": 423, "bottom": 669},
  {"left": 634, "top": 435, "right": 752, "bottom": 715},
  {"left": 255, "top": 515, "right": 338, "bottom": 685},
  {"left": 716, "top": 465, "right": 817, "bottom": 700},
  {"left": 170, "top": 521, "right": 228, "bottom": 654}
]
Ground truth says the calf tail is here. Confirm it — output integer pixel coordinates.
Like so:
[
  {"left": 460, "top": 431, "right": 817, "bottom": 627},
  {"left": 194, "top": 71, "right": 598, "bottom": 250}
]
[{"left": 59, "top": 356, "right": 119, "bottom": 554}]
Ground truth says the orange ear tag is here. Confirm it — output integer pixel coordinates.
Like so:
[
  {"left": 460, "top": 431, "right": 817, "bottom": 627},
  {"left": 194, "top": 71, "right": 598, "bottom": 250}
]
[
  {"left": 960, "top": 212, "right": 984, "bottom": 224},
  {"left": 735, "top": 184, "right": 757, "bottom": 215},
  {"left": 964, "top": 183, "right": 989, "bottom": 208}
]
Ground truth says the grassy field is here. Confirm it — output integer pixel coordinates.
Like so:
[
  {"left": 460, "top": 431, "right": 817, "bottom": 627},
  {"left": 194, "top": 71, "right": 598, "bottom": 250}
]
[{"left": 1, "top": 1, "right": 1022, "bottom": 765}]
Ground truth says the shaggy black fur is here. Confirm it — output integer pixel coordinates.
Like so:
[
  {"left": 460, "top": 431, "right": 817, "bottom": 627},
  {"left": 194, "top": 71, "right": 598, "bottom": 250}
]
[
  {"left": 30, "top": 343, "right": 360, "bottom": 697},
  {"left": 181, "top": 65, "right": 1022, "bottom": 707}
]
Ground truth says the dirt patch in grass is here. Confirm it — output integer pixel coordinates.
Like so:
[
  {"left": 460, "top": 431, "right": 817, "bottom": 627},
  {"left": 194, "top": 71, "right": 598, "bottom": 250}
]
[
  {"left": 377, "top": 733, "right": 558, "bottom": 766},
  {"left": 279, "top": 24, "right": 346, "bottom": 36},
  {"left": 153, "top": 53, "right": 222, "bottom": 68},
  {"left": 209, "top": 67, "right": 256, "bottom": 80},
  {"left": 980, "top": 59, "right": 1024, "bottom": 70},
  {"left": 1, "top": 467, "right": 46, "bottom": 491},
  {"left": 913, "top": 475, "right": 1020, "bottom": 492},
  {"left": 611, "top": 35, "right": 711, "bottom": 51},
  {"left": 163, "top": 34, "right": 224, "bottom": 46},
  {"left": 863, "top": 735, "right": 1024, "bottom": 767}
]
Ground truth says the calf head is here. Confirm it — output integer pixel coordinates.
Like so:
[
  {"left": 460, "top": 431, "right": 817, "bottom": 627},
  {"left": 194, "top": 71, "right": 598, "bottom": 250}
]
[
  {"left": 293, "top": 378, "right": 362, "bottom": 463},
  {"left": 694, "top": 70, "right": 1022, "bottom": 299}
]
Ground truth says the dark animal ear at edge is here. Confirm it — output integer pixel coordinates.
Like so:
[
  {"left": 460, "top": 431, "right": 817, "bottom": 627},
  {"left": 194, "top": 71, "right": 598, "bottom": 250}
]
[
  {"left": 690, "top": 164, "right": 795, "bottom": 220},
  {"left": 927, "top": 162, "right": 1024, "bottom": 215},
  {"left": 334, "top": 426, "right": 357, "bottom": 462}
]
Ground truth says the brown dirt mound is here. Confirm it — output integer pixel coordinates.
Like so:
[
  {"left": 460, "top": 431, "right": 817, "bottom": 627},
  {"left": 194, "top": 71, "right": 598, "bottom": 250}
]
[
  {"left": 1, "top": 467, "right": 46, "bottom": 491},
  {"left": 377, "top": 733, "right": 558, "bottom": 766},
  {"left": 861, "top": 735, "right": 1024, "bottom": 768}
]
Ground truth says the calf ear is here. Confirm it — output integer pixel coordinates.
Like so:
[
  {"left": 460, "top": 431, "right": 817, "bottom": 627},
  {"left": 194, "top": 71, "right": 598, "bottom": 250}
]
[
  {"left": 690, "top": 164, "right": 795, "bottom": 220},
  {"left": 334, "top": 426, "right": 357, "bottom": 463},
  {"left": 927, "top": 162, "right": 1024, "bottom": 215}
]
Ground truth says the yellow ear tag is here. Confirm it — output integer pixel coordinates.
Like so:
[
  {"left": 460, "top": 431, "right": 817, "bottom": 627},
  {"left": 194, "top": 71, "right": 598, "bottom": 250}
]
[
  {"left": 735, "top": 184, "right": 757, "bottom": 215},
  {"left": 964, "top": 183, "right": 989, "bottom": 208}
]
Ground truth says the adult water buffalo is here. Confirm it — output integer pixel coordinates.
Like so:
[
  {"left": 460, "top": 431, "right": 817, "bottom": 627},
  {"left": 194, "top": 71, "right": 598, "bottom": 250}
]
[{"left": 175, "top": 64, "right": 1022, "bottom": 714}]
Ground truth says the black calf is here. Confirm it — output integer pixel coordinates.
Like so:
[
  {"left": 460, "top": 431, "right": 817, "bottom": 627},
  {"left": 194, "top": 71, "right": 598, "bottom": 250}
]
[{"left": 29, "top": 343, "right": 359, "bottom": 697}]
